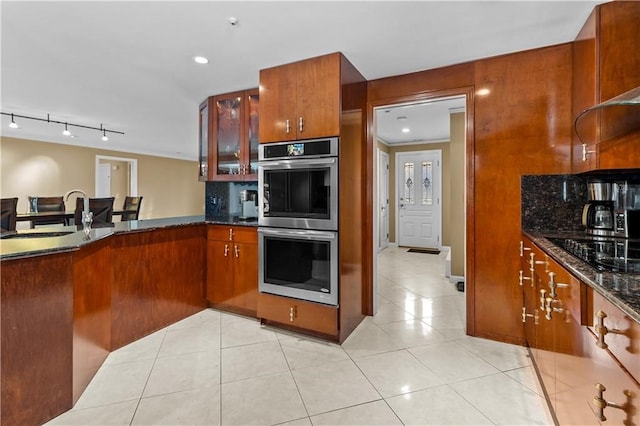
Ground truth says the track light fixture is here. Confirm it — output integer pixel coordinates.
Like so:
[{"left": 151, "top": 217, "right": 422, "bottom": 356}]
[{"left": 1, "top": 111, "right": 124, "bottom": 141}]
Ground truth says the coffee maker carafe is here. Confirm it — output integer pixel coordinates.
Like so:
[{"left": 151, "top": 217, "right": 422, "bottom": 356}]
[{"left": 582, "top": 181, "right": 614, "bottom": 235}]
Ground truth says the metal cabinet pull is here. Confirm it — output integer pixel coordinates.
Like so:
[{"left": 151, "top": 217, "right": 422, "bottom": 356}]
[
  {"left": 595, "top": 310, "right": 625, "bottom": 349},
  {"left": 285, "top": 119, "right": 291, "bottom": 134},
  {"left": 544, "top": 297, "right": 564, "bottom": 321},
  {"left": 548, "top": 272, "right": 569, "bottom": 298},
  {"left": 519, "top": 241, "right": 531, "bottom": 257},
  {"left": 229, "top": 228, "right": 234, "bottom": 241},
  {"left": 582, "top": 144, "right": 596, "bottom": 162},
  {"left": 521, "top": 307, "right": 538, "bottom": 324},
  {"left": 593, "top": 383, "right": 632, "bottom": 422},
  {"left": 298, "top": 117, "right": 304, "bottom": 132},
  {"left": 224, "top": 244, "right": 229, "bottom": 257},
  {"left": 289, "top": 306, "right": 296, "bottom": 322},
  {"left": 539, "top": 289, "right": 547, "bottom": 312},
  {"left": 519, "top": 270, "right": 532, "bottom": 287},
  {"left": 234, "top": 245, "right": 239, "bottom": 258}
]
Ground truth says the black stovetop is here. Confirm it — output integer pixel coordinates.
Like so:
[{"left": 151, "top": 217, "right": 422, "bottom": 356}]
[{"left": 547, "top": 236, "right": 640, "bottom": 274}]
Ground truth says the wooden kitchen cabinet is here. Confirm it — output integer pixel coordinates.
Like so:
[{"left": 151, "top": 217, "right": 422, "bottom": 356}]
[
  {"left": 198, "top": 89, "right": 259, "bottom": 181},
  {"left": 257, "top": 292, "right": 338, "bottom": 337},
  {"left": 521, "top": 235, "right": 640, "bottom": 424},
  {"left": 259, "top": 53, "right": 342, "bottom": 143},
  {"left": 206, "top": 225, "right": 258, "bottom": 315},
  {"left": 572, "top": 1, "right": 640, "bottom": 172}
]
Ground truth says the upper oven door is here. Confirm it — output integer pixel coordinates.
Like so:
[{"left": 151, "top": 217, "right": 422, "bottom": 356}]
[{"left": 258, "top": 157, "right": 338, "bottom": 230}]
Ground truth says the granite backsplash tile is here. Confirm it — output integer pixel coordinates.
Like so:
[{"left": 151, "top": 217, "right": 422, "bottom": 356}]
[
  {"left": 205, "top": 181, "right": 258, "bottom": 219},
  {"left": 521, "top": 174, "right": 588, "bottom": 232}
]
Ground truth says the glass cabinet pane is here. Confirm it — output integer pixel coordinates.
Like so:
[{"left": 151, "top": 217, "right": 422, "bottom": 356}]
[
  {"left": 247, "top": 93, "right": 259, "bottom": 175},
  {"left": 216, "top": 96, "right": 242, "bottom": 175}
]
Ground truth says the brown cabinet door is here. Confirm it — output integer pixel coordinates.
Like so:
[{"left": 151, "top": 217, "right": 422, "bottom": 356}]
[
  {"left": 259, "top": 53, "right": 341, "bottom": 143},
  {"left": 207, "top": 240, "right": 235, "bottom": 305},
  {"left": 259, "top": 64, "right": 297, "bottom": 143},
  {"left": 234, "top": 242, "right": 258, "bottom": 312},
  {"left": 294, "top": 54, "right": 341, "bottom": 140}
]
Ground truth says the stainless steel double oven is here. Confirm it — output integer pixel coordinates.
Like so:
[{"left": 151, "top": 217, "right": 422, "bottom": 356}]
[{"left": 258, "top": 137, "right": 339, "bottom": 305}]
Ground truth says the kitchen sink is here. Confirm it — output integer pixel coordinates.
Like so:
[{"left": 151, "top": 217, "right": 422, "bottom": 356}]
[{"left": 0, "top": 231, "right": 75, "bottom": 239}]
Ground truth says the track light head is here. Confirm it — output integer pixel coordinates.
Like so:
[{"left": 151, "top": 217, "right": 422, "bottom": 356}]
[
  {"left": 101, "top": 130, "right": 109, "bottom": 142},
  {"left": 9, "top": 114, "right": 18, "bottom": 128},
  {"left": 62, "top": 123, "right": 71, "bottom": 136}
]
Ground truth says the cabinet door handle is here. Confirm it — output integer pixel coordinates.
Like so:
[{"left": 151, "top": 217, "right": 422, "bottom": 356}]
[
  {"left": 548, "top": 272, "right": 569, "bottom": 298},
  {"left": 519, "top": 270, "right": 531, "bottom": 287},
  {"left": 229, "top": 228, "right": 234, "bottom": 241},
  {"left": 519, "top": 241, "right": 532, "bottom": 257},
  {"left": 224, "top": 244, "right": 229, "bottom": 257},
  {"left": 593, "top": 383, "right": 631, "bottom": 422},
  {"left": 234, "top": 245, "right": 239, "bottom": 258},
  {"left": 595, "top": 310, "right": 625, "bottom": 349},
  {"left": 582, "top": 144, "right": 596, "bottom": 162},
  {"left": 289, "top": 306, "right": 296, "bottom": 322},
  {"left": 285, "top": 119, "right": 291, "bottom": 134},
  {"left": 298, "top": 116, "right": 304, "bottom": 133}
]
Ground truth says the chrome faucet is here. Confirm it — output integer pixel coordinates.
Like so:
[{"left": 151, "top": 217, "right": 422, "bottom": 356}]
[{"left": 64, "top": 189, "right": 92, "bottom": 232}]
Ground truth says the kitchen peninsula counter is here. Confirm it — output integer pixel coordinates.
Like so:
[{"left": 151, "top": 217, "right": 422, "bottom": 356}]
[
  {"left": 1, "top": 215, "right": 257, "bottom": 261},
  {"left": 523, "top": 230, "right": 640, "bottom": 324}
]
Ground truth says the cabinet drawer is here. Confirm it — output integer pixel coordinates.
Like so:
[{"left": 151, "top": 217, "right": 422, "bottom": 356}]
[
  {"left": 207, "top": 225, "right": 257, "bottom": 244},
  {"left": 257, "top": 292, "right": 338, "bottom": 337},
  {"left": 590, "top": 291, "right": 640, "bottom": 384}
]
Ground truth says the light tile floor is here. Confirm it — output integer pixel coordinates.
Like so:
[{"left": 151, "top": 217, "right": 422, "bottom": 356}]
[{"left": 47, "top": 246, "right": 554, "bottom": 425}]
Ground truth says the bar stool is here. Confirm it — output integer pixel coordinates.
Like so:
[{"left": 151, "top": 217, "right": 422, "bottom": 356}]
[
  {"left": 74, "top": 197, "right": 115, "bottom": 226},
  {"left": 1, "top": 198, "right": 18, "bottom": 232},
  {"left": 28, "top": 196, "right": 67, "bottom": 227},
  {"left": 121, "top": 196, "right": 143, "bottom": 221}
]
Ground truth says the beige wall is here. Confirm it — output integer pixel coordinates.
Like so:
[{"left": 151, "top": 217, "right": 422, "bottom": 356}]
[
  {"left": 449, "top": 112, "right": 465, "bottom": 278},
  {"left": 1, "top": 137, "right": 204, "bottom": 220}
]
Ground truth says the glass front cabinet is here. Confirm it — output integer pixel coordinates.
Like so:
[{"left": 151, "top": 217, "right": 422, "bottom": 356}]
[{"left": 198, "top": 88, "right": 259, "bottom": 181}]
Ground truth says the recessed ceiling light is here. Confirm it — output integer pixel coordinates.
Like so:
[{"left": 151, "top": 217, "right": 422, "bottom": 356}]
[
  {"left": 402, "top": 128, "right": 410, "bottom": 133},
  {"left": 194, "top": 56, "right": 209, "bottom": 65}
]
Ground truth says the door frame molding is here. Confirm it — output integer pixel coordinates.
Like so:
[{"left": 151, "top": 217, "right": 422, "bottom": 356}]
[
  {"left": 377, "top": 149, "right": 390, "bottom": 252},
  {"left": 95, "top": 155, "right": 138, "bottom": 198},
  {"left": 365, "top": 86, "right": 475, "bottom": 334},
  {"left": 395, "top": 149, "right": 442, "bottom": 249}
]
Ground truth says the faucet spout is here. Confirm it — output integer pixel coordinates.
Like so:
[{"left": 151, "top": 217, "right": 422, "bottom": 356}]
[{"left": 64, "top": 189, "right": 89, "bottom": 214}]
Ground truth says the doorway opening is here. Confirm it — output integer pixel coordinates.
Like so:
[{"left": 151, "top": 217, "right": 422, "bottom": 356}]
[
  {"left": 95, "top": 155, "right": 138, "bottom": 212},
  {"left": 370, "top": 91, "right": 470, "bottom": 317}
]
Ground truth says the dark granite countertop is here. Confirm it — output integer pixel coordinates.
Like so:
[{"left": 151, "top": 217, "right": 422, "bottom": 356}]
[
  {"left": 0, "top": 215, "right": 258, "bottom": 261},
  {"left": 524, "top": 230, "right": 640, "bottom": 324}
]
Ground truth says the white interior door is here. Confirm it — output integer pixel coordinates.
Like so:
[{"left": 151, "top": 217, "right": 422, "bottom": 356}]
[
  {"left": 396, "top": 150, "right": 441, "bottom": 249},
  {"left": 97, "top": 163, "right": 111, "bottom": 197},
  {"left": 378, "top": 150, "right": 390, "bottom": 250}
]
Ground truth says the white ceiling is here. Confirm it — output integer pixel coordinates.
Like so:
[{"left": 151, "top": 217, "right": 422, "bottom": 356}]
[{"left": 1, "top": 1, "right": 604, "bottom": 159}]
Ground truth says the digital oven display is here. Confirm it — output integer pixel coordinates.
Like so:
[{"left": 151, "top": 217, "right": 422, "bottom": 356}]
[{"left": 287, "top": 143, "right": 304, "bottom": 156}]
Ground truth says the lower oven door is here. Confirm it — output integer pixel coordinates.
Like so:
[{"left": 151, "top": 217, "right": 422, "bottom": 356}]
[{"left": 258, "top": 227, "right": 338, "bottom": 306}]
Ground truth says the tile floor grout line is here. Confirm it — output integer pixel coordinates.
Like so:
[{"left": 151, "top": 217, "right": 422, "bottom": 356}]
[{"left": 128, "top": 328, "right": 169, "bottom": 426}]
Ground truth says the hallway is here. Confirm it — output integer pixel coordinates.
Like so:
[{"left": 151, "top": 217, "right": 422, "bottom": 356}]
[{"left": 47, "top": 246, "right": 553, "bottom": 425}]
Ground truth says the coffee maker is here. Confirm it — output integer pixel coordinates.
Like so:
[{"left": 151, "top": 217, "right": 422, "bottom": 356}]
[{"left": 582, "top": 181, "right": 615, "bottom": 235}]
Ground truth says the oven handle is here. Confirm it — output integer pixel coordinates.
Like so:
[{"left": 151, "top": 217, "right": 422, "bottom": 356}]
[
  {"left": 258, "top": 157, "right": 336, "bottom": 169},
  {"left": 258, "top": 227, "right": 337, "bottom": 240}
]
